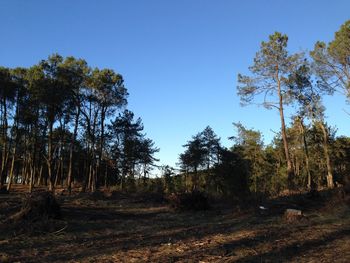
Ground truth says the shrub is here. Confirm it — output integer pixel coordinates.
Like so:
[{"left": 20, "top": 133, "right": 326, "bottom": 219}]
[{"left": 168, "top": 191, "right": 209, "bottom": 211}]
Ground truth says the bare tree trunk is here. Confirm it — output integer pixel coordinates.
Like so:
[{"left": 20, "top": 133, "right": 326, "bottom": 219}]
[
  {"left": 7, "top": 98, "right": 19, "bottom": 192},
  {"left": 104, "top": 161, "right": 108, "bottom": 188},
  {"left": 91, "top": 167, "right": 96, "bottom": 192},
  {"left": 24, "top": 157, "right": 31, "bottom": 185},
  {"left": 277, "top": 75, "right": 294, "bottom": 189},
  {"left": 37, "top": 165, "right": 43, "bottom": 186},
  {"left": 192, "top": 166, "right": 198, "bottom": 191},
  {"left": 7, "top": 147, "right": 16, "bottom": 192},
  {"left": 298, "top": 120, "right": 312, "bottom": 190},
  {"left": 67, "top": 107, "right": 80, "bottom": 193},
  {"left": 54, "top": 160, "right": 61, "bottom": 186},
  {"left": 90, "top": 110, "right": 98, "bottom": 192},
  {"left": 29, "top": 165, "right": 35, "bottom": 193},
  {"left": 47, "top": 121, "right": 54, "bottom": 192},
  {"left": 319, "top": 122, "right": 334, "bottom": 188},
  {"left": 21, "top": 155, "right": 27, "bottom": 185},
  {"left": 15, "top": 166, "right": 20, "bottom": 184},
  {"left": 0, "top": 98, "right": 8, "bottom": 187},
  {"left": 88, "top": 160, "right": 93, "bottom": 191},
  {"left": 97, "top": 108, "right": 106, "bottom": 185}
]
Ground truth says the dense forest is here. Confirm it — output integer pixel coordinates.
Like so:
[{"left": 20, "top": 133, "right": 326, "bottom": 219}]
[{"left": 1, "top": 20, "right": 350, "bottom": 200}]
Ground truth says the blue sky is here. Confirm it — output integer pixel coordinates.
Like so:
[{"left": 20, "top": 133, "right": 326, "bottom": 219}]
[{"left": 1, "top": 0, "right": 349, "bottom": 169}]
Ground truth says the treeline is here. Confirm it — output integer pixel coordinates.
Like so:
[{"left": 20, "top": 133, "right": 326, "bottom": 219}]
[
  {"left": 175, "top": 123, "right": 350, "bottom": 197},
  {"left": 0, "top": 55, "right": 159, "bottom": 193},
  {"left": 176, "top": 20, "right": 350, "bottom": 197},
  {"left": 2, "top": 20, "right": 350, "bottom": 198}
]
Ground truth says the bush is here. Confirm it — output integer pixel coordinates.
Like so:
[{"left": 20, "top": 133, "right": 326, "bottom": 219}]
[{"left": 168, "top": 191, "right": 209, "bottom": 211}]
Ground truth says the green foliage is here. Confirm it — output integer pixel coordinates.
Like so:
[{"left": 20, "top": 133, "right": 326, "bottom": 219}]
[
  {"left": 162, "top": 165, "right": 176, "bottom": 194},
  {"left": 0, "top": 54, "right": 160, "bottom": 193},
  {"left": 215, "top": 147, "right": 250, "bottom": 197},
  {"left": 237, "top": 31, "right": 307, "bottom": 189},
  {"left": 237, "top": 32, "right": 303, "bottom": 108},
  {"left": 109, "top": 109, "right": 159, "bottom": 188},
  {"left": 230, "top": 123, "right": 264, "bottom": 193},
  {"left": 311, "top": 20, "right": 350, "bottom": 97}
]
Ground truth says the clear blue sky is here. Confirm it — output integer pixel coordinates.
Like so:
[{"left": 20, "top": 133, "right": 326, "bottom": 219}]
[{"left": 1, "top": 0, "right": 349, "bottom": 170}]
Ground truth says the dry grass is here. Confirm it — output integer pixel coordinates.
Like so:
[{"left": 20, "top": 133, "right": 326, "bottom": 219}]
[{"left": 0, "top": 185, "right": 349, "bottom": 262}]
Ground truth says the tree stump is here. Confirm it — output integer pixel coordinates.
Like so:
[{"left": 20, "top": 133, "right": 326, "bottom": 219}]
[{"left": 284, "top": 209, "right": 303, "bottom": 222}]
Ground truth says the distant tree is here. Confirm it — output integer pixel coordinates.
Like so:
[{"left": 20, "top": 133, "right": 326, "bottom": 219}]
[
  {"left": 214, "top": 147, "right": 250, "bottom": 197},
  {"left": 332, "top": 136, "right": 350, "bottom": 186},
  {"left": 262, "top": 145, "right": 280, "bottom": 194},
  {"left": 230, "top": 122, "right": 264, "bottom": 193},
  {"left": 237, "top": 32, "right": 304, "bottom": 188},
  {"left": 200, "top": 126, "right": 221, "bottom": 170},
  {"left": 138, "top": 138, "right": 159, "bottom": 183},
  {"left": 59, "top": 57, "right": 89, "bottom": 193},
  {"left": 109, "top": 110, "right": 158, "bottom": 190},
  {"left": 36, "top": 54, "right": 70, "bottom": 192},
  {"left": 161, "top": 165, "right": 175, "bottom": 193},
  {"left": 178, "top": 150, "right": 191, "bottom": 190},
  {"left": 21, "top": 65, "right": 43, "bottom": 191},
  {"left": 89, "top": 68, "right": 128, "bottom": 188},
  {"left": 179, "top": 133, "right": 206, "bottom": 191},
  {"left": 199, "top": 126, "right": 221, "bottom": 191},
  {"left": 288, "top": 64, "right": 334, "bottom": 188}
]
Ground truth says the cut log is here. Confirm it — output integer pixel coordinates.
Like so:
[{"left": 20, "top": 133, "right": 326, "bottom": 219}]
[{"left": 284, "top": 208, "right": 303, "bottom": 222}]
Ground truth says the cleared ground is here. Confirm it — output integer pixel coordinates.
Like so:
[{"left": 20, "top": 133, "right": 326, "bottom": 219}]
[{"left": 0, "top": 187, "right": 349, "bottom": 262}]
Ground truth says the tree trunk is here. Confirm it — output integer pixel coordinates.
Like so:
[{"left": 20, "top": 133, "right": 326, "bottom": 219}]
[
  {"left": 277, "top": 75, "right": 294, "bottom": 189},
  {"left": 7, "top": 146, "right": 16, "bottom": 192},
  {"left": 97, "top": 108, "right": 106, "bottom": 184},
  {"left": 192, "top": 166, "right": 198, "bottom": 191},
  {"left": 91, "top": 167, "right": 96, "bottom": 192},
  {"left": 54, "top": 159, "right": 61, "bottom": 186},
  {"left": 29, "top": 165, "right": 35, "bottom": 193},
  {"left": 104, "top": 161, "right": 108, "bottom": 188},
  {"left": 299, "top": 120, "right": 312, "bottom": 190},
  {"left": 0, "top": 97, "right": 8, "bottom": 187},
  {"left": 37, "top": 165, "right": 43, "bottom": 186},
  {"left": 67, "top": 107, "right": 80, "bottom": 193},
  {"left": 89, "top": 110, "right": 98, "bottom": 192},
  {"left": 21, "top": 154, "right": 27, "bottom": 185},
  {"left": 319, "top": 122, "right": 334, "bottom": 188},
  {"left": 47, "top": 121, "right": 54, "bottom": 192},
  {"left": 7, "top": 95, "right": 20, "bottom": 192}
]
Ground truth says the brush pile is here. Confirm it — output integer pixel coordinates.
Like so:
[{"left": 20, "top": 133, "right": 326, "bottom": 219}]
[{"left": 8, "top": 192, "right": 61, "bottom": 222}]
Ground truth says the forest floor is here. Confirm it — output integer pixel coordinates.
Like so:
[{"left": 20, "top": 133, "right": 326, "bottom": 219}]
[{"left": 0, "top": 186, "right": 349, "bottom": 263}]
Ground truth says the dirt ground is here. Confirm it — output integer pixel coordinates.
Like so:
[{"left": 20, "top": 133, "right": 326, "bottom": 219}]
[{"left": 0, "top": 186, "right": 349, "bottom": 262}]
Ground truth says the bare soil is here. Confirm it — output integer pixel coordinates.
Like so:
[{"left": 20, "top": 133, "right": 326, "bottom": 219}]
[{"left": 0, "top": 186, "right": 349, "bottom": 262}]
